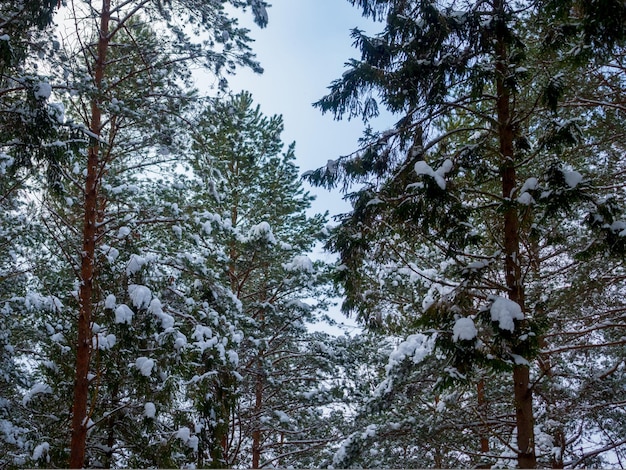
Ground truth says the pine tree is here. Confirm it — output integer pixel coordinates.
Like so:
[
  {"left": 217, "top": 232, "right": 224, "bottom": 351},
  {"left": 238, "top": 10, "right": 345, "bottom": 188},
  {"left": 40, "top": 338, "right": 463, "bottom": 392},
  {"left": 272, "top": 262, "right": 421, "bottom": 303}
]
[
  {"left": 23, "top": 1, "right": 270, "bottom": 465},
  {"left": 177, "top": 92, "right": 343, "bottom": 468}
]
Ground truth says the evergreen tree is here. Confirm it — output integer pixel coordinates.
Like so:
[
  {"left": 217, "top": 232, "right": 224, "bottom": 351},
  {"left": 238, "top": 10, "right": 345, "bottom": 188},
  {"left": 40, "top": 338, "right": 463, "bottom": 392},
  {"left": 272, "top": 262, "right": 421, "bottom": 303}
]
[
  {"left": 0, "top": 2, "right": 64, "bottom": 466},
  {"left": 15, "top": 1, "right": 270, "bottom": 465},
  {"left": 307, "top": 1, "right": 626, "bottom": 467},
  {"left": 54, "top": 0, "right": 267, "bottom": 467},
  {"left": 176, "top": 92, "right": 343, "bottom": 468}
]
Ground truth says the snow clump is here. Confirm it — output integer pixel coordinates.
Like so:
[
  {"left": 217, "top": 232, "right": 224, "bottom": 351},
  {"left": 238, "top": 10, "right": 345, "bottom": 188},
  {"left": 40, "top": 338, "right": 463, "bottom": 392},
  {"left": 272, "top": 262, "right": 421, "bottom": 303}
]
[
  {"left": 22, "top": 383, "right": 52, "bottom": 406},
  {"left": 176, "top": 426, "right": 199, "bottom": 451},
  {"left": 563, "top": 170, "right": 583, "bottom": 188},
  {"left": 144, "top": 402, "right": 156, "bottom": 419},
  {"left": 148, "top": 298, "right": 174, "bottom": 329},
  {"left": 34, "top": 82, "right": 52, "bottom": 100},
  {"left": 135, "top": 357, "right": 155, "bottom": 377},
  {"left": 248, "top": 221, "right": 276, "bottom": 244},
  {"left": 93, "top": 333, "right": 116, "bottom": 350},
  {"left": 114, "top": 304, "right": 134, "bottom": 324},
  {"left": 452, "top": 317, "right": 478, "bottom": 342},
  {"left": 415, "top": 158, "right": 453, "bottom": 189},
  {"left": 126, "top": 254, "right": 146, "bottom": 275},
  {"left": 489, "top": 296, "right": 524, "bottom": 332},
  {"left": 32, "top": 442, "right": 50, "bottom": 462},
  {"left": 128, "top": 284, "right": 151, "bottom": 309},
  {"left": 386, "top": 333, "right": 435, "bottom": 373},
  {"left": 104, "top": 294, "right": 116, "bottom": 309},
  {"left": 283, "top": 255, "right": 313, "bottom": 272}
]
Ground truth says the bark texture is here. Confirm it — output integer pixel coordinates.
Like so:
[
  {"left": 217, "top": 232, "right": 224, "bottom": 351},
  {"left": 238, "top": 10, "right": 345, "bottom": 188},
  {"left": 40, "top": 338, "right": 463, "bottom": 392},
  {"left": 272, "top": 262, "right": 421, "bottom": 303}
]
[
  {"left": 494, "top": 0, "right": 536, "bottom": 467},
  {"left": 69, "top": 0, "right": 110, "bottom": 466}
]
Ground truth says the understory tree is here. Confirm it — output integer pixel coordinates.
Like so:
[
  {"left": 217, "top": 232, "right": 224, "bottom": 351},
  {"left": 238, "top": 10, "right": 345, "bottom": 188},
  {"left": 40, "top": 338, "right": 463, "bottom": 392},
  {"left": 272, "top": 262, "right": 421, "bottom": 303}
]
[
  {"left": 0, "top": 1, "right": 64, "bottom": 466},
  {"left": 170, "top": 92, "right": 345, "bottom": 468}
]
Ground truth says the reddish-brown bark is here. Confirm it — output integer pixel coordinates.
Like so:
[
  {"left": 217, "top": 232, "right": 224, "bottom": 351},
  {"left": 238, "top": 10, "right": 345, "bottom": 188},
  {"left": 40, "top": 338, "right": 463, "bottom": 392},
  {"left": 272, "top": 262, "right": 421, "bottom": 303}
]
[
  {"left": 251, "top": 358, "right": 263, "bottom": 469},
  {"left": 69, "top": 0, "right": 111, "bottom": 467},
  {"left": 494, "top": 0, "right": 536, "bottom": 467}
]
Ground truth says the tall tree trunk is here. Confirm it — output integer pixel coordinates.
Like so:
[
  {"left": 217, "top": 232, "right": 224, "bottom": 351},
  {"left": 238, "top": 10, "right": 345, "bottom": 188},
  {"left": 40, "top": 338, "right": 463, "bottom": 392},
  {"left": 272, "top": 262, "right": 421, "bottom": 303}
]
[
  {"left": 494, "top": 0, "right": 536, "bottom": 467},
  {"left": 69, "top": 0, "right": 110, "bottom": 466},
  {"left": 251, "top": 357, "right": 263, "bottom": 469}
]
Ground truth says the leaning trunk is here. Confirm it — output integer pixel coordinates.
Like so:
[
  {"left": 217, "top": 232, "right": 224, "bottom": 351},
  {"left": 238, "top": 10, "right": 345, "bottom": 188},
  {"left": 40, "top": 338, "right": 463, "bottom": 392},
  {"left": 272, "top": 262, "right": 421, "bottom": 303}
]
[
  {"left": 494, "top": 0, "right": 536, "bottom": 467},
  {"left": 69, "top": 0, "right": 111, "bottom": 466}
]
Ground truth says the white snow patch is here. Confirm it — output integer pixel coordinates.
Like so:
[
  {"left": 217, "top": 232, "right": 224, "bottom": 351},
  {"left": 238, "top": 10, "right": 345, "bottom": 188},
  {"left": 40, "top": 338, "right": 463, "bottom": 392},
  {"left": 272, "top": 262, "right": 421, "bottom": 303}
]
[
  {"left": 176, "top": 426, "right": 198, "bottom": 451},
  {"left": 144, "top": 402, "right": 156, "bottom": 418},
  {"left": 104, "top": 294, "right": 116, "bottom": 309},
  {"left": 50, "top": 332, "right": 64, "bottom": 343},
  {"left": 610, "top": 221, "right": 626, "bottom": 236},
  {"left": 94, "top": 333, "right": 116, "bottom": 350},
  {"left": 176, "top": 426, "right": 191, "bottom": 442},
  {"left": 174, "top": 334, "right": 187, "bottom": 350},
  {"left": 452, "top": 317, "right": 478, "bottom": 342},
  {"left": 517, "top": 192, "right": 535, "bottom": 205},
  {"left": 117, "top": 226, "right": 131, "bottom": 238},
  {"left": 100, "top": 245, "right": 119, "bottom": 263},
  {"left": 32, "top": 442, "right": 50, "bottom": 462},
  {"left": 128, "top": 284, "right": 151, "bottom": 309},
  {"left": 386, "top": 333, "right": 435, "bottom": 373},
  {"left": 22, "top": 383, "right": 52, "bottom": 405},
  {"left": 135, "top": 357, "right": 155, "bottom": 377},
  {"left": 520, "top": 177, "right": 539, "bottom": 194},
  {"left": 563, "top": 170, "right": 583, "bottom": 188},
  {"left": 114, "top": 304, "right": 134, "bottom": 324},
  {"left": 227, "top": 349, "right": 239, "bottom": 366},
  {"left": 511, "top": 353, "right": 529, "bottom": 365},
  {"left": 34, "top": 82, "right": 52, "bottom": 100},
  {"left": 148, "top": 298, "right": 174, "bottom": 329},
  {"left": 248, "top": 221, "right": 276, "bottom": 244},
  {"left": 283, "top": 255, "right": 313, "bottom": 272},
  {"left": 126, "top": 254, "right": 146, "bottom": 275},
  {"left": 415, "top": 159, "right": 453, "bottom": 189},
  {"left": 489, "top": 296, "right": 524, "bottom": 332},
  {"left": 366, "top": 197, "right": 384, "bottom": 206},
  {"left": 465, "top": 260, "right": 489, "bottom": 271}
]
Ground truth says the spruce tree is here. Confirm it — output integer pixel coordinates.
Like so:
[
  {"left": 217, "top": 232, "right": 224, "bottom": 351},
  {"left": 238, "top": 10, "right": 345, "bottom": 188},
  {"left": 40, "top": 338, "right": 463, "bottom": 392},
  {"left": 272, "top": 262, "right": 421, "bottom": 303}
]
[{"left": 307, "top": 1, "right": 626, "bottom": 467}]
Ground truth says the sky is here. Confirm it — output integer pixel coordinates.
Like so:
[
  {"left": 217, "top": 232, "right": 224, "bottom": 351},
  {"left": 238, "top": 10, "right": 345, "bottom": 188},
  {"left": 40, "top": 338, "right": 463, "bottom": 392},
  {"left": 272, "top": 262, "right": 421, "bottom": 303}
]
[{"left": 224, "top": 0, "right": 388, "bottom": 220}]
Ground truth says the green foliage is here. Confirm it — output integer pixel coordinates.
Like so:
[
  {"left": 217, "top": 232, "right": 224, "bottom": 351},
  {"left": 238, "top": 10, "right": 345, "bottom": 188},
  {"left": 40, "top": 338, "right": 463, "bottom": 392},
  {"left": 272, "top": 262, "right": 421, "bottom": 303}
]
[
  {"left": 181, "top": 92, "right": 342, "bottom": 467},
  {"left": 307, "top": 0, "right": 626, "bottom": 467}
]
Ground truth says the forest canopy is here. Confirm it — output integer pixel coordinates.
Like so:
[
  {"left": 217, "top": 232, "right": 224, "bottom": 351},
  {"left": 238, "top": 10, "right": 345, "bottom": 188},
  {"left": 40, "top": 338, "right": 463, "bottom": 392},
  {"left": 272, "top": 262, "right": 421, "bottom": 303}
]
[{"left": 0, "top": 0, "right": 625, "bottom": 468}]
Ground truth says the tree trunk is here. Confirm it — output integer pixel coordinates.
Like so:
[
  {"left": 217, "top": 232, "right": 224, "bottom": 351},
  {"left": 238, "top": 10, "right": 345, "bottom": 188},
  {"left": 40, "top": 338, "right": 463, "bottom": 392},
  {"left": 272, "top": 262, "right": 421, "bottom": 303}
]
[
  {"left": 251, "top": 359, "right": 263, "bottom": 469},
  {"left": 477, "top": 379, "right": 489, "bottom": 454},
  {"left": 513, "top": 365, "right": 535, "bottom": 468},
  {"left": 494, "top": 0, "right": 536, "bottom": 467},
  {"left": 69, "top": 0, "right": 110, "bottom": 466}
]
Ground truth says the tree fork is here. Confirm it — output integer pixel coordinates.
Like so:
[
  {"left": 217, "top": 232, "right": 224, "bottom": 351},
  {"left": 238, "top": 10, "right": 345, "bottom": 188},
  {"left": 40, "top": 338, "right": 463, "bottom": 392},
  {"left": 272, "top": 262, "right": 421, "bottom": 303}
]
[{"left": 69, "top": 0, "right": 111, "bottom": 466}]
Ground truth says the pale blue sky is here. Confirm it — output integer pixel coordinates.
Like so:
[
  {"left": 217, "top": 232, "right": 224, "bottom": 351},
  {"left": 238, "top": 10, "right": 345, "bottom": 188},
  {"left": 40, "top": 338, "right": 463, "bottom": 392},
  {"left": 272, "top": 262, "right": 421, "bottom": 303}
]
[{"left": 227, "top": 0, "right": 388, "bottom": 220}]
